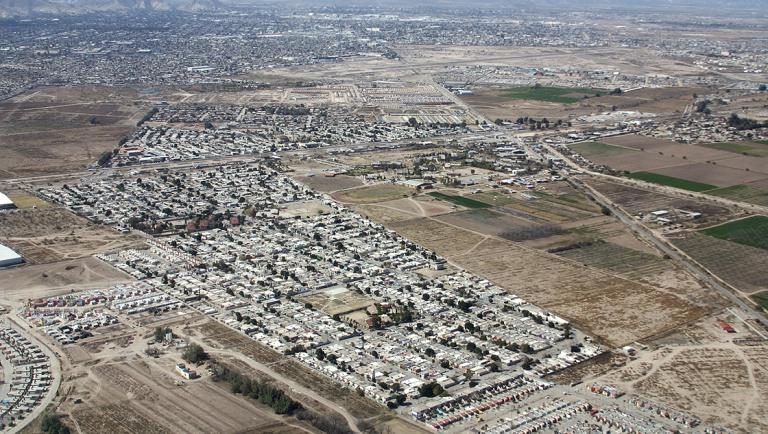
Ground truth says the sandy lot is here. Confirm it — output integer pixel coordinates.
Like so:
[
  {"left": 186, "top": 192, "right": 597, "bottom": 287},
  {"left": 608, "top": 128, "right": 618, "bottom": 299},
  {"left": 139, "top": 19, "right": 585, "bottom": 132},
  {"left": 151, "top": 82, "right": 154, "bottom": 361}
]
[
  {"left": 0, "top": 86, "right": 151, "bottom": 178},
  {"left": 0, "top": 207, "right": 145, "bottom": 264}
]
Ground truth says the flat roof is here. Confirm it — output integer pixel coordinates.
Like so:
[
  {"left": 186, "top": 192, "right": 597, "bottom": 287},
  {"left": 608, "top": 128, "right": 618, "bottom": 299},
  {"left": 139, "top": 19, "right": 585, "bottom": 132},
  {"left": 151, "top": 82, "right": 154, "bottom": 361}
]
[
  {"left": 0, "top": 192, "right": 14, "bottom": 206},
  {"left": 0, "top": 243, "right": 22, "bottom": 262}
]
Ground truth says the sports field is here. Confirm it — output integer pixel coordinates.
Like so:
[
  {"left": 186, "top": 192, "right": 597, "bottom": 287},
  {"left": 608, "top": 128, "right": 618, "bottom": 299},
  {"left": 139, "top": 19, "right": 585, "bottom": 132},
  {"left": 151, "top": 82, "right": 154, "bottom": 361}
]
[
  {"left": 427, "top": 192, "right": 490, "bottom": 209},
  {"left": 500, "top": 86, "right": 604, "bottom": 104},
  {"left": 628, "top": 172, "right": 717, "bottom": 192},
  {"left": 700, "top": 216, "right": 768, "bottom": 250}
]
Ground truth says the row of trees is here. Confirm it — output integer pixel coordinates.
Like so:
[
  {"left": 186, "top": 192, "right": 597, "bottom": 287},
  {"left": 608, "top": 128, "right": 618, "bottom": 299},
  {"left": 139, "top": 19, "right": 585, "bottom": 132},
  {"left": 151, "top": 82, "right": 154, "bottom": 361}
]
[{"left": 211, "top": 361, "right": 301, "bottom": 414}]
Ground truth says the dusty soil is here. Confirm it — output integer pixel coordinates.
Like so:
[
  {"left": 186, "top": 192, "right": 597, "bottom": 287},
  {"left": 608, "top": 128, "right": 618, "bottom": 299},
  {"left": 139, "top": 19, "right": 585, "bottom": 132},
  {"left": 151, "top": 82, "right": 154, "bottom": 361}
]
[{"left": 0, "top": 207, "right": 145, "bottom": 264}]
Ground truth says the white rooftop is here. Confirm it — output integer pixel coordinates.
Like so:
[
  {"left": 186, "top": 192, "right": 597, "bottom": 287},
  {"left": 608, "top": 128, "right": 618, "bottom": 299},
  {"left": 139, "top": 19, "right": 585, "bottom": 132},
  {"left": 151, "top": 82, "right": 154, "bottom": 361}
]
[
  {"left": 0, "top": 192, "right": 14, "bottom": 207},
  {"left": 0, "top": 243, "right": 22, "bottom": 262}
]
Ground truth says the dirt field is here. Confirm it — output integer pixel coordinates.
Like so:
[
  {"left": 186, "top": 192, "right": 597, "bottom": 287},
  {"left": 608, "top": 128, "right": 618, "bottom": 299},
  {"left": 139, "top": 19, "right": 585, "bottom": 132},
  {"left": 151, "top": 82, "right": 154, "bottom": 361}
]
[
  {"left": 65, "top": 356, "right": 309, "bottom": 434},
  {"left": 0, "top": 207, "right": 145, "bottom": 264},
  {"left": 386, "top": 217, "right": 710, "bottom": 347},
  {"left": 333, "top": 184, "right": 413, "bottom": 204},
  {"left": 598, "top": 339, "right": 768, "bottom": 433},
  {"left": 296, "top": 286, "right": 376, "bottom": 316},
  {"left": 0, "top": 86, "right": 152, "bottom": 178},
  {"left": 295, "top": 174, "right": 363, "bottom": 193},
  {"left": 0, "top": 256, "right": 134, "bottom": 302}
]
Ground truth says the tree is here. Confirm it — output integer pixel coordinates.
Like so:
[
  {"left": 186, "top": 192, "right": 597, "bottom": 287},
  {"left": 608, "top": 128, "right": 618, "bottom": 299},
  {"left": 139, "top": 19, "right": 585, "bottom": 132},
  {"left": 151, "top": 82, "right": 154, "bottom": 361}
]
[
  {"left": 182, "top": 343, "right": 209, "bottom": 364},
  {"left": 41, "top": 413, "right": 70, "bottom": 434},
  {"left": 316, "top": 348, "right": 326, "bottom": 361}
]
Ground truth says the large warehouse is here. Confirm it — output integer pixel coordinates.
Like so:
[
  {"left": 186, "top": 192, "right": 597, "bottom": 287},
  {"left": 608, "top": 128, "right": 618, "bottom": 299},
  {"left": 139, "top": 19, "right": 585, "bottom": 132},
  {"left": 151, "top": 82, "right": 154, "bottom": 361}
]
[
  {"left": 0, "top": 192, "right": 16, "bottom": 210},
  {"left": 0, "top": 244, "right": 23, "bottom": 268}
]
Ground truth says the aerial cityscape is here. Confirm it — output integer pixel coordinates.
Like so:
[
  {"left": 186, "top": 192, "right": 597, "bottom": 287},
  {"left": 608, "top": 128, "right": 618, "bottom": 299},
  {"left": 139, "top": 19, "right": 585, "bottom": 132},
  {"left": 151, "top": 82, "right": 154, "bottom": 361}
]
[{"left": 0, "top": 1, "right": 767, "bottom": 433}]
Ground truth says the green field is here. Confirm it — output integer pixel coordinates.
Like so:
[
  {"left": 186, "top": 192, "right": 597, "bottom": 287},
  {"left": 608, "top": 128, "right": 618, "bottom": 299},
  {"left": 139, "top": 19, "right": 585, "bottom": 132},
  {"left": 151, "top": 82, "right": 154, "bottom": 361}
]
[
  {"left": 468, "top": 191, "right": 516, "bottom": 206},
  {"left": 707, "top": 184, "right": 768, "bottom": 207},
  {"left": 569, "top": 141, "right": 638, "bottom": 158},
  {"left": 701, "top": 215, "right": 768, "bottom": 250},
  {"left": 428, "top": 192, "right": 491, "bottom": 209},
  {"left": 752, "top": 292, "right": 768, "bottom": 311},
  {"left": 500, "top": 86, "right": 604, "bottom": 104},
  {"left": 701, "top": 142, "right": 768, "bottom": 157},
  {"left": 628, "top": 172, "right": 717, "bottom": 192}
]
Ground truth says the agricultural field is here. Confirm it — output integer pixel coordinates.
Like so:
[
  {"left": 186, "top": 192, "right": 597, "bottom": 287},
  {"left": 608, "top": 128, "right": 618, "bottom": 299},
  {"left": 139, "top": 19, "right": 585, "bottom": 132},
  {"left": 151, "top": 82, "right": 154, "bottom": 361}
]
[
  {"left": 434, "top": 208, "right": 564, "bottom": 240},
  {"left": 569, "top": 141, "right": 638, "bottom": 158},
  {"left": 627, "top": 172, "right": 718, "bottom": 192},
  {"left": 499, "top": 86, "right": 605, "bottom": 103},
  {"left": 426, "top": 191, "right": 490, "bottom": 208},
  {"left": 332, "top": 184, "right": 412, "bottom": 204},
  {"left": 700, "top": 216, "right": 768, "bottom": 250},
  {"left": 466, "top": 191, "right": 517, "bottom": 206},
  {"left": 701, "top": 141, "right": 768, "bottom": 157},
  {"left": 585, "top": 179, "right": 736, "bottom": 227},
  {"left": 752, "top": 292, "right": 768, "bottom": 311},
  {"left": 555, "top": 240, "right": 672, "bottom": 280},
  {"left": 670, "top": 232, "right": 768, "bottom": 294},
  {"left": 707, "top": 184, "right": 768, "bottom": 206}
]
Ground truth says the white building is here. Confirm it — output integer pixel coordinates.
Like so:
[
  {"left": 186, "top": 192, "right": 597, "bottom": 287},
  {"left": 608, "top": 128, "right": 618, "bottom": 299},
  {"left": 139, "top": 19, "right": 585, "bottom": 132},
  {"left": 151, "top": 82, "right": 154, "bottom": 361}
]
[
  {"left": 0, "top": 192, "right": 16, "bottom": 210},
  {"left": 0, "top": 244, "right": 23, "bottom": 268}
]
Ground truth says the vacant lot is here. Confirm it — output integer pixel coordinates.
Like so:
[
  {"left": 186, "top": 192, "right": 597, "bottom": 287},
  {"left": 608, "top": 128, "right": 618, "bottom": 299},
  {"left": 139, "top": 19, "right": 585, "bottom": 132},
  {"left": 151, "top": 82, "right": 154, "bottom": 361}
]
[
  {"left": 0, "top": 256, "right": 134, "bottom": 302},
  {"left": 498, "top": 86, "right": 605, "bottom": 103},
  {"left": 0, "top": 207, "right": 144, "bottom": 263},
  {"left": 295, "top": 174, "right": 363, "bottom": 193},
  {"left": 671, "top": 232, "right": 768, "bottom": 294},
  {"left": 69, "top": 359, "right": 307, "bottom": 434},
  {"left": 628, "top": 172, "right": 718, "bottom": 192},
  {"left": 296, "top": 286, "right": 375, "bottom": 316},
  {"left": 599, "top": 343, "right": 768, "bottom": 433},
  {"left": 569, "top": 141, "right": 638, "bottom": 158},
  {"left": 700, "top": 215, "right": 768, "bottom": 250},
  {"left": 333, "top": 184, "right": 412, "bottom": 204},
  {"left": 0, "top": 86, "right": 148, "bottom": 178}
]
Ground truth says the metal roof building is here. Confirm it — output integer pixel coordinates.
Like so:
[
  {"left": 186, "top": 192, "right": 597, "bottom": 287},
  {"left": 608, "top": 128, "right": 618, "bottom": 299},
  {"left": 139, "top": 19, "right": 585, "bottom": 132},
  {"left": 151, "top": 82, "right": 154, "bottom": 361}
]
[
  {"left": 0, "top": 192, "right": 15, "bottom": 210},
  {"left": 0, "top": 244, "right": 23, "bottom": 268}
]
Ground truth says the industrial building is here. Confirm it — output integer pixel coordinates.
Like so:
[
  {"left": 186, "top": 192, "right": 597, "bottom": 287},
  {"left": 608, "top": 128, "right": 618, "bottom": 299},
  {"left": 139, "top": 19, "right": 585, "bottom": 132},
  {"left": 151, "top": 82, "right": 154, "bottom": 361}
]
[
  {"left": 0, "top": 192, "right": 16, "bottom": 210},
  {"left": 0, "top": 243, "right": 23, "bottom": 268}
]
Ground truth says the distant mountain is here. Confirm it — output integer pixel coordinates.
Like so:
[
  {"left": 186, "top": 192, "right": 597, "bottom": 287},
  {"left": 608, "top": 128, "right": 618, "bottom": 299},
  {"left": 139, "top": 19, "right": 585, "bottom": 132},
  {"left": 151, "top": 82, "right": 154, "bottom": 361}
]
[
  {"left": 0, "top": 0, "right": 225, "bottom": 17},
  {"left": 0, "top": 0, "right": 765, "bottom": 18}
]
